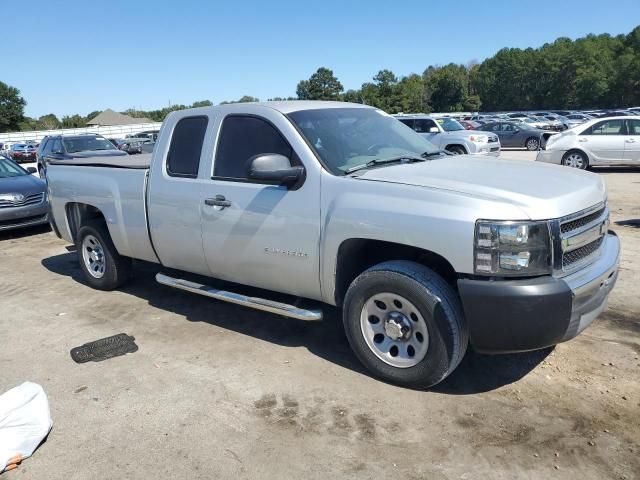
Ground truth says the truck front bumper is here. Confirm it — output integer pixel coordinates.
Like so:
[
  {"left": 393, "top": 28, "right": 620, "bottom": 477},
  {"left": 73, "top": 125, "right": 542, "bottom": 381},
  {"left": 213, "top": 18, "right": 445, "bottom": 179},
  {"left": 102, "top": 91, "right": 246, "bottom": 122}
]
[{"left": 457, "top": 232, "right": 620, "bottom": 353}]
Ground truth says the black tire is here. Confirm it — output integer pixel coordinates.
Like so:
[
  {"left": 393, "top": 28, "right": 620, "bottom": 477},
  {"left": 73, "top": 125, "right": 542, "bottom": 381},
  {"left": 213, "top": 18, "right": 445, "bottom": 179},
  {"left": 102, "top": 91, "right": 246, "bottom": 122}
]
[
  {"left": 343, "top": 260, "right": 468, "bottom": 389},
  {"left": 561, "top": 150, "right": 589, "bottom": 170},
  {"left": 525, "top": 137, "right": 540, "bottom": 151},
  {"left": 446, "top": 145, "right": 466, "bottom": 155},
  {"left": 76, "top": 220, "right": 132, "bottom": 290}
]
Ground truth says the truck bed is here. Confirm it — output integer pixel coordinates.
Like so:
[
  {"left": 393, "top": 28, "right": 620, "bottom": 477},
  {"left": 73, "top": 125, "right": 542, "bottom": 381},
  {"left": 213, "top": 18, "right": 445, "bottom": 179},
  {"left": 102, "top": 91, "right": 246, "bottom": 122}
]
[
  {"left": 47, "top": 162, "right": 159, "bottom": 264},
  {"left": 48, "top": 153, "right": 151, "bottom": 169}
]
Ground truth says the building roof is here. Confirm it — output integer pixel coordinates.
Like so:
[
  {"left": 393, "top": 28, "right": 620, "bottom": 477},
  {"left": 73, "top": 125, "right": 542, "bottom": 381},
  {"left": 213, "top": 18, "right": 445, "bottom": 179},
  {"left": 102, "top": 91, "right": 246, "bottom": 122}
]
[{"left": 86, "top": 109, "right": 152, "bottom": 126}]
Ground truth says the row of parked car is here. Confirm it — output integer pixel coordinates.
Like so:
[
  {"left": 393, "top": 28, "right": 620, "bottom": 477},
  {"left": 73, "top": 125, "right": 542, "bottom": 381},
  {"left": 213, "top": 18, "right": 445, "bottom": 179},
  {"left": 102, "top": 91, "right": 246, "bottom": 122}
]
[
  {"left": 1, "top": 105, "right": 638, "bottom": 235},
  {"left": 455, "top": 107, "right": 640, "bottom": 132},
  {"left": 0, "top": 130, "right": 159, "bottom": 165}
]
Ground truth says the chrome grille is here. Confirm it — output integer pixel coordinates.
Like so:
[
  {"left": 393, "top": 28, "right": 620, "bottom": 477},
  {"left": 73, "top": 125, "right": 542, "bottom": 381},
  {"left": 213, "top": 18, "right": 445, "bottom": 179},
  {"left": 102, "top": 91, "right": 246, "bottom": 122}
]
[
  {"left": 552, "top": 203, "right": 609, "bottom": 275},
  {"left": 0, "top": 192, "right": 45, "bottom": 208},
  {"left": 560, "top": 206, "right": 606, "bottom": 234},
  {"left": 563, "top": 237, "right": 604, "bottom": 268}
]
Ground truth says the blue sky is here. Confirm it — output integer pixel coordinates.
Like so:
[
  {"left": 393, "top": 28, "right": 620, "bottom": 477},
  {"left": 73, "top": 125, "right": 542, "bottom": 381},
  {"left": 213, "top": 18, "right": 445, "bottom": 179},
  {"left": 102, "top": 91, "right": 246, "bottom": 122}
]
[{"left": 5, "top": 0, "right": 640, "bottom": 117}]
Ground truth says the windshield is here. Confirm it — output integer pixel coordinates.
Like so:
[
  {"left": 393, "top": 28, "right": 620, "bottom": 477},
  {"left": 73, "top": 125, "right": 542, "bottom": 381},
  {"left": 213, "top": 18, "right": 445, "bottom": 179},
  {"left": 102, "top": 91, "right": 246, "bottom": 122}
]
[
  {"left": 288, "top": 108, "right": 441, "bottom": 175},
  {"left": 62, "top": 136, "right": 117, "bottom": 153},
  {"left": 0, "top": 158, "right": 28, "bottom": 178},
  {"left": 437, "top": 118, "right": 465, "bottom": 132}
]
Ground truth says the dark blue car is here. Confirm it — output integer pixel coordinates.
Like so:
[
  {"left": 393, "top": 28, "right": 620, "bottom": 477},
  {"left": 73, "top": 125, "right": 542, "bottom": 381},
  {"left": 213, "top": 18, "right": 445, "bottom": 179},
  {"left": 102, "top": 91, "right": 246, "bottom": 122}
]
[{"left": 37, "top": 134, "right": 127, "bottom": 177}]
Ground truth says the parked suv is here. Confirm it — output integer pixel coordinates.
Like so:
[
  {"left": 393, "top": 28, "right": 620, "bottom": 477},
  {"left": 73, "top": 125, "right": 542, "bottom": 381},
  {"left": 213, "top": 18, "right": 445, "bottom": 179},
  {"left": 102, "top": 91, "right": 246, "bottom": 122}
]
[
  {"left": 37, "top": 134, "right": 127, "bottom": 177},
  {"left": 395, "top": 115, "right": 500, "bottom": 156}
]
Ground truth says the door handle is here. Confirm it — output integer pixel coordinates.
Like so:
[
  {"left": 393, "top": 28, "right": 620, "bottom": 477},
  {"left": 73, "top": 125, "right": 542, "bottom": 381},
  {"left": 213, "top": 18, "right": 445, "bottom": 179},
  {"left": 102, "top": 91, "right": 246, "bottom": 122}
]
[
  {"left": 626, "top": 138, "right": 636, "bottom": 143},
  {"left": 204, "top": 195, "right": 231, "bottom": 208}
]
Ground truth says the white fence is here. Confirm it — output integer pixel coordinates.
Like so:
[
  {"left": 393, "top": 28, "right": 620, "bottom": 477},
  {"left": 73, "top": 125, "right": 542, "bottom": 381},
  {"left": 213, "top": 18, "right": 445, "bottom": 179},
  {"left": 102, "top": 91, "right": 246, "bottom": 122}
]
[{"left": 0, "top": 122, "right": 163, "bottom": 147}]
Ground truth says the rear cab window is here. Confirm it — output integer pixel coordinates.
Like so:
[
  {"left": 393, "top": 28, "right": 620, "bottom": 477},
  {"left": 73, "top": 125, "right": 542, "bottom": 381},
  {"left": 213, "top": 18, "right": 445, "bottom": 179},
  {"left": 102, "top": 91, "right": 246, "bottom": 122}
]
[{"left": 166, "top": 116, "right": 209, "bottom": 178}]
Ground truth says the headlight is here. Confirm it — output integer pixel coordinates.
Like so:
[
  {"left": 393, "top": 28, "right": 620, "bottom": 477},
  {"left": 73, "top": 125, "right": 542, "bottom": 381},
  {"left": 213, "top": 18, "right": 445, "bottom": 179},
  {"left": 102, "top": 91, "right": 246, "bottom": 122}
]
[
  {"left": 474, "top": 220, "right": 552, "bottom": 276},
  {"left": 469, "top": 134, "right": 488, "bottom": 143}
]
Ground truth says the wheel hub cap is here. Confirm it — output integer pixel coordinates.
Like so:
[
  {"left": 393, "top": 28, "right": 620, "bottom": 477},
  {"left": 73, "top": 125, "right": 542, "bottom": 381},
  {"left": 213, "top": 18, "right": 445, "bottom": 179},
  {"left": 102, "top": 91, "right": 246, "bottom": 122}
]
[
  {"left": 81, "top": 234, "right": 106, "bottom": 279},
  {"left": 384, "top": 311, "right": 412, "bottom": 340},
  {"left": 360, "top": 293, "right": 430, "bottom": 368}
]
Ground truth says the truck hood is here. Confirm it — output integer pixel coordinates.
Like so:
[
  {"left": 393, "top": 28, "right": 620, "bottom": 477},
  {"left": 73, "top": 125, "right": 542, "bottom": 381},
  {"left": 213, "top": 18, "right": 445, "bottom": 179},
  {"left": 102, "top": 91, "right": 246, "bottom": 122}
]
[{"left": 355, "top": 155, "right": 606, "bottom": 220}]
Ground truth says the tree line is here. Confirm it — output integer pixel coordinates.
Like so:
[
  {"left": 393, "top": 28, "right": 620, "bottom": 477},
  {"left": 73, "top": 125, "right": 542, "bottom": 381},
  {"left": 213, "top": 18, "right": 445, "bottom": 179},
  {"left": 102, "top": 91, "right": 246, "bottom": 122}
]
[{"left": 1, "top": 26, "right": 638, "bottom": 133}]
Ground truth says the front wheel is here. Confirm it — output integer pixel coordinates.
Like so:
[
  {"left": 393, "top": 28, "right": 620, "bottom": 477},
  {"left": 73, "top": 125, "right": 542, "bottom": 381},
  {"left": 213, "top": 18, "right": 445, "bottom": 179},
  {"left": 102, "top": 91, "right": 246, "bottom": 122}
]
[
  {"left": 562, "top": 150, "right": 589, "bottom": 169},
  {"left": 446, "top": 146, "right": 466, "bottom": 155},
  {"left": 343, "top": 261, "right": 468, "bottom": 389},
  {"left": 525, "top": 137, "right": 540, "bottom": 151},
  {"left": 77, "top": 220, "right": 132, "bottom": 290}
]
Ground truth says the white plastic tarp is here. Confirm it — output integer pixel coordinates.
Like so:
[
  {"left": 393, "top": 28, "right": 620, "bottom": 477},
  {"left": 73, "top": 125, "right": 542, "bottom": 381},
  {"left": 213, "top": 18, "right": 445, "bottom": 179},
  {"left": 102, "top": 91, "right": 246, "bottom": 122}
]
[{"left": 0, "top": 382, "right": 52, "bottom": 472}]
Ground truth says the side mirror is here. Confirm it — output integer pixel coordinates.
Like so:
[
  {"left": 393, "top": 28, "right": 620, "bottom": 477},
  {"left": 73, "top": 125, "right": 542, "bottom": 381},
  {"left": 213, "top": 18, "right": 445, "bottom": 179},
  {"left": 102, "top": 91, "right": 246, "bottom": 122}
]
[
  {"left": 26, "top": 167, "right": 37, "bottom": 174},
  {"left": 248, "top": 154, "right": 304, "bottom": 189},
  {"left": 429, "top": 127, "right": 439, "bottom": 133}
]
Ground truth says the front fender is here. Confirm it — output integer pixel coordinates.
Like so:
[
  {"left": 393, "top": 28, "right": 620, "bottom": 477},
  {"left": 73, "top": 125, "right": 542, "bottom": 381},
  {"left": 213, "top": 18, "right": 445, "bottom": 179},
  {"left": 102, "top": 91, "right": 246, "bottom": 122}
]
[{"left": 318, "top": 172, "right": 527, "bottom": 305}]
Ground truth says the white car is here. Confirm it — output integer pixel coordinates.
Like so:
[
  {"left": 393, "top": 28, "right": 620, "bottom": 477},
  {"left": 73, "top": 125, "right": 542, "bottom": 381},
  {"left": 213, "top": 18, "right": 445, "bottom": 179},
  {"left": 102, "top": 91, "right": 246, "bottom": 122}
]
[{"left": 536, "top": 116, "right": 640, "bottom": 169}]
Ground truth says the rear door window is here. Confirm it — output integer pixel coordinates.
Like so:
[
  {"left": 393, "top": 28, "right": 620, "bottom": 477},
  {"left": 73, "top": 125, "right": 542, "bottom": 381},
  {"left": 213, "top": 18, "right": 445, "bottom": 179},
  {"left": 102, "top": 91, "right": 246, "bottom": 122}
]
[
  {"left": 627, "top": 119, "right": 640, "bottom": 135},
  {"left": 413, "top": 119, "right": 438, "bottom": 133},
  {"left": 398, "top": 119, "right": 414, "bottom": 129},
  {"left": 585, "top": 120, "right": 624, "bottom": 136},
  {"left": 166, "top": 116, "right": 208, "bottom": 178},
  {"left": 51, "top": 139, "right": 63, "bottom": 154}
]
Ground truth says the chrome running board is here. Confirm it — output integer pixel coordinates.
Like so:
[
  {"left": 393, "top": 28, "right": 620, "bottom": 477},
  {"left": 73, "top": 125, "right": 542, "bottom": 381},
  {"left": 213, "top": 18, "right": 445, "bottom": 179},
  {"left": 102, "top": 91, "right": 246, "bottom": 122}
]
[{"left": 156, "top": 273, "right": 323, "bottom": 321}]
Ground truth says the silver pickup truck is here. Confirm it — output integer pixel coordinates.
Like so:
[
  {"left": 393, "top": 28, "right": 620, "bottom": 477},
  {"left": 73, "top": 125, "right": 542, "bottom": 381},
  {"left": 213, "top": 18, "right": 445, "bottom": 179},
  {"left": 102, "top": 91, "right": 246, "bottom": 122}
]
[{"left": 47, "top": 101, "right": 620, "bottom": 388}]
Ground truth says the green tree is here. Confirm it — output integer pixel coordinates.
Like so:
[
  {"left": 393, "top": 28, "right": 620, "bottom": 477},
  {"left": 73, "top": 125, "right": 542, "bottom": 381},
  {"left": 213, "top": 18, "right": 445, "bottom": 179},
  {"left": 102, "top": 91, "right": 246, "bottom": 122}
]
[
  {"left": 219, "top": 96, "right": 260, "bottom": 104},
  {"left": 38, "top": 113, "right": 61, "bottom": 130},
  {"left": 296, "top": 67, "right": 343, "bottom": 100},
  {"left": 61, "top": 114, "right": 86, "bottom": 128},
  {"left": 398, "top": 74, "right": 427, "bottom": 113},
  {"left": 191, "top": 100, "right": 213, "bottom": 108},
  {"left": 0, "top": 81, "right": 26, "bottom": 132},
  {"left": 342, "top": 89, "right": 362, "bottom": 104},
  {"left": 424, "top": 64, "right": 468, "bottom": 112}
]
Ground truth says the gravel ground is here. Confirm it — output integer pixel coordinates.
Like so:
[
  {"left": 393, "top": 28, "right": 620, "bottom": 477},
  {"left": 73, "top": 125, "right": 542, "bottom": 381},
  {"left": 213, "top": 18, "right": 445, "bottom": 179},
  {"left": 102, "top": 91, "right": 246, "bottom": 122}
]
[{"left": 1, "top": 153, "right": 638, "bottom": 479}]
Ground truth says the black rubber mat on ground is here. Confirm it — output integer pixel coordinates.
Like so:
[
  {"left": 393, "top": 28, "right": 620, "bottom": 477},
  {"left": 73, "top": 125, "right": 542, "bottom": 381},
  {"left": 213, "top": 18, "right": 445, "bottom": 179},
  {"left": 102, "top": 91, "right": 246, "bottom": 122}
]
[{"left": 70, "top": 333, "right": 138, "bottom": 363}]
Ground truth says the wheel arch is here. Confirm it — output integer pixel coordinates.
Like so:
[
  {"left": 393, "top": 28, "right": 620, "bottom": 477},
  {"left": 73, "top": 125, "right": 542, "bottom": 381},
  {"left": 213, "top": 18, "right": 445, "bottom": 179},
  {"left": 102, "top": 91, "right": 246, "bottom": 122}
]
[
  {"left": 65, "top": 202, "right": 109, "bottom": 244},
  {"left": 444, "top": 144, "right": 468, "bottom": 154},
  {"left": 334, "top": 238, "right": 457, "bottom": 307}
]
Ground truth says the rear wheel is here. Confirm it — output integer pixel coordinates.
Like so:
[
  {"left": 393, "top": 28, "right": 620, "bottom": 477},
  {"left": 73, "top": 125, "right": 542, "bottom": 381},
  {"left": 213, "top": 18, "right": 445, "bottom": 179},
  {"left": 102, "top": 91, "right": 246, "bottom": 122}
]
[
  {"left": 446, "top": 145, "right": 466, "bottom": 155},
  {"left": 525, "top": 137, "right": 540, "bottom": 151},
  {"left": 562, "top": 150, "right": 588, "bottom": 169},
  {"left": 77, "top": 220, "right": 131, "bottom": 290},
  {"left": 343, "top": 260, "right": 468, "bottom": 389}
]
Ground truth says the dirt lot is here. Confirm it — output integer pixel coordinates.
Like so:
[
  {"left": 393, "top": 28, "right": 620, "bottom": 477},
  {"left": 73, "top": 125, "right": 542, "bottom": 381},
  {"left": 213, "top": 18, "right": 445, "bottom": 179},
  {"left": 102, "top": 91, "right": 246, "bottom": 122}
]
[{"left": 1, "top": 153, "right": 639, "bottom": 479}]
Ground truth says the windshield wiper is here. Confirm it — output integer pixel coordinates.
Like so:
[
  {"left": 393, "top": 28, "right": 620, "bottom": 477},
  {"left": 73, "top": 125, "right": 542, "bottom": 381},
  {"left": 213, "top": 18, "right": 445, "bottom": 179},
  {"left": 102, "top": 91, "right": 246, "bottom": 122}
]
[
  {"left": 421, "top": 150, "right": 448, "bottom": 158},
  {"left": 345, "top": 156, "right": 425, "bottom": 174}
]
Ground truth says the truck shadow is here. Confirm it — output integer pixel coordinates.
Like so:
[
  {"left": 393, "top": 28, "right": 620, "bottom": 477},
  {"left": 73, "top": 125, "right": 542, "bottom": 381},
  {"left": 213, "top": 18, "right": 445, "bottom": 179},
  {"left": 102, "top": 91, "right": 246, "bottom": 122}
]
[
  {"left": 614, "top": 219, "right": 640, "bottom": 229},
  {"left": 0, "top": 224, "right": 50, "bottom": 241},
  {"left": 41, "top": 252, "right": 547, "bottom": 394}
]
